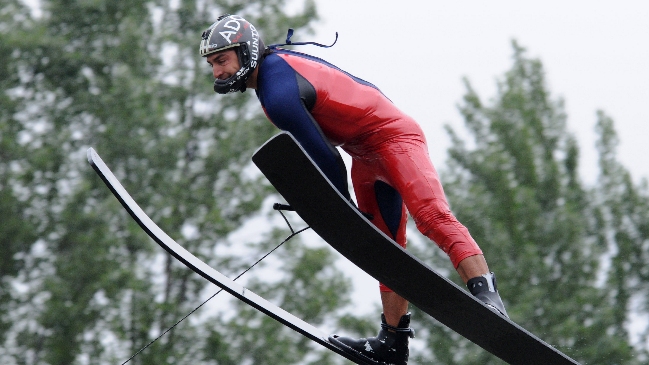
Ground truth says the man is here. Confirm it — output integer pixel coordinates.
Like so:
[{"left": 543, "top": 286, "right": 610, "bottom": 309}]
[{"left": 200, "top": 14, "right": 507, "bottom": 365}]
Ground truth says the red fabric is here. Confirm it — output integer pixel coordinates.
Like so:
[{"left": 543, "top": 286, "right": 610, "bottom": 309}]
[
  {"left": 280, "top": 53, "right": 408, "bottom": 146},
  {"left": 271, "top": 52, "right": 483, "bottom": 292},
  {"left": 347, "top": 122, "right": 482, "bottom": 292}
]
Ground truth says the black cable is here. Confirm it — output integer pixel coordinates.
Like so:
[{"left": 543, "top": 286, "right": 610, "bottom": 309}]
[
  {"left": 268, "top": 28, "right": 339, "bottom": 49},
  {"left": 120, "top": 207, "right": 309, "bottom": 365}
]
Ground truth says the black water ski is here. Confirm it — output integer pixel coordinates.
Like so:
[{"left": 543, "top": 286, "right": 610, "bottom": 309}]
[
  {"left": 87, "top": 148, "right": 372, "bottom": 365},
  {"left": 252, "top": 132, "right": 581, "bottom": 365}
]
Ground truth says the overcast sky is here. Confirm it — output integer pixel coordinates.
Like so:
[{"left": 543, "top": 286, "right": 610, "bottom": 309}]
[{"left": 301, "top": 0, "right": 649, "bottom": 184}]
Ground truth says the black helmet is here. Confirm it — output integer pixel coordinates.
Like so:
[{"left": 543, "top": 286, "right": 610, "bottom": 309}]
[{"left": 199, "top": 14, "right": 265, "bottom": 94}]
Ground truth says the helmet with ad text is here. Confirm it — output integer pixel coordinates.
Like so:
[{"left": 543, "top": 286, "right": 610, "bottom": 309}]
[{"left": 199, "top": 14, "right": 265, "bottom": 94}]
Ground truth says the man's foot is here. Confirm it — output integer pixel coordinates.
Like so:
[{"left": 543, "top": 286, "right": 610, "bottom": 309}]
[
  {"left": 329, "top": 312, "right": 415, "bottom": 365},
  {"left": 467, "top": 272, "right": 509, "bottom": 318}
]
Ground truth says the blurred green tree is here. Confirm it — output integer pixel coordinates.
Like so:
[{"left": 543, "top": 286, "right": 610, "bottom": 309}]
[
  {"left": 0, "top": 0, "right": 356, "bottom": 364},
  {"left": 407, "top": 42, "right": 646, "bottom": 365}
]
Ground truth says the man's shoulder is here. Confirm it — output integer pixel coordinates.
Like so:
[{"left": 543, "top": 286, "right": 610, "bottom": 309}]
[
  {"left": 265, "top": 48, "right": 381, "bottom": 94},
  {"left": 256, "top": 51, "right": 311, "bottom": 108},
  {"left": 257, "top": 50, "right": 326, "bottom": 95},
  {"left": 259, "top": 51, "right": 300, "bottom": 75},
  {"left": 264, "top": 48, "right": 338, "bottom": 71}
]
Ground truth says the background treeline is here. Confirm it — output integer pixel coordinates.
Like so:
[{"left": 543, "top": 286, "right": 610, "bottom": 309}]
[{"left": 1, "top": 1, "right": 648, "bottom": 364}]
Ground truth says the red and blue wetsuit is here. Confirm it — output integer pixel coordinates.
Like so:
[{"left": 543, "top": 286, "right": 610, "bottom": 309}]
[{"left": 256, "top": 48, "right": 482, "bottom": 291}]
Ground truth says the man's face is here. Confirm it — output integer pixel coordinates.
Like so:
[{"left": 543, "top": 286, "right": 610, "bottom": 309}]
[{"left": 206, "top": 49, "right": 240, "bottom": 80}]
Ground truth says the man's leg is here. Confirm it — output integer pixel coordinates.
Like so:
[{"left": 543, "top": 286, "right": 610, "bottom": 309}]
[
  {"left": 328, "top": 163, "right": 414, "bottom": 364},
  {"left": 372, "top": 135, "right": 508, "bottom": 317},
  {"left": 381, "top": 291, "right": 409, "bottom": 328},
  {"left": 456, "top": 254, "right": 490, "bottom": 283}
]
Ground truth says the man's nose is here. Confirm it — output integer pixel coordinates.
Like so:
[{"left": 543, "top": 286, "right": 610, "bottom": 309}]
[{"left": 212, "top": 66, "right": 222, "bottom": 79}]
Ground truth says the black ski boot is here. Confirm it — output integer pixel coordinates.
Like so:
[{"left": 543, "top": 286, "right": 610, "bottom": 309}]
[
  {"left": 467, "top": 272, "right": 509, "bottom": 318},
  {"left": 329, "top": 312, "right": 415, "bottom": 365}
]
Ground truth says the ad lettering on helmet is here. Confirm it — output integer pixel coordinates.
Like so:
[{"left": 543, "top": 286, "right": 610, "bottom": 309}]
[{"left": 219, "top": 15, "right": 245, "bottom": 44}]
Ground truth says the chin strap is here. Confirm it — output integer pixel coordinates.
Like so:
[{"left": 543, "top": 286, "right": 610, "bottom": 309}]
[{"left": 268, "top": 28, "right": 339, "bottom": 49}]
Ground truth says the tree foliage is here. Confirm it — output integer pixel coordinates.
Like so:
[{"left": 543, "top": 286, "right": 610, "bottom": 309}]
[
  {"left": 407, "top": 42, "right": 648, "bottom": 365},
  {"left": 0, "top": 0, "right": 356, "bottom": 364}
]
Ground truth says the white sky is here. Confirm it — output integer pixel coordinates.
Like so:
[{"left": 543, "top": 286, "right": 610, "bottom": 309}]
[{"left": 304, "top": 0, "right": 649, "bottom": 184}]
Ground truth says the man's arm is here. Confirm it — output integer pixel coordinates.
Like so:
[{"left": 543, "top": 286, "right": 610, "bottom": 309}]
[{"left": 256, "top": 53, "right": 350, "bottom": 199}]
